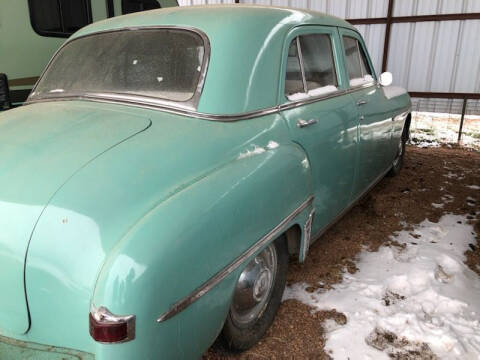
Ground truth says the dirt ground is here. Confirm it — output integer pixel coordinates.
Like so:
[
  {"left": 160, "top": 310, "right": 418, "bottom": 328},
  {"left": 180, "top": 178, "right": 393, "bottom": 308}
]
[{"left": 204, "top": 145, "right": 480, "bottom": 359}]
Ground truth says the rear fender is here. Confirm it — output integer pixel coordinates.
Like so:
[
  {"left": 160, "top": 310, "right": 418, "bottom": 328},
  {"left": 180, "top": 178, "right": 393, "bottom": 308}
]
[{"left": 92, "top": 142, "right": 313, "bottom": 359}]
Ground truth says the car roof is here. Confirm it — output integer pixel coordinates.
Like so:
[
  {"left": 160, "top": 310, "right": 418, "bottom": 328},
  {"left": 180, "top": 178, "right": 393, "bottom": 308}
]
[
  {"left": 74, "top": 5, "right": 355, "bottom": 37},
  {"left": 70, "top": 5, "right": 357, "bottom": 116}
]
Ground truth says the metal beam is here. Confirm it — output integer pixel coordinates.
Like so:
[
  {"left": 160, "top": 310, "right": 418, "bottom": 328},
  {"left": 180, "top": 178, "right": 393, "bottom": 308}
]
[
  {"left": 381, "top": 0, "right": 394, "bottom": 73},
  {"left": 409, "top": 92, "right": 480, "bottom": 100},
  {"left": 349, "top": 12, "right": 480, "bottom": 25}
]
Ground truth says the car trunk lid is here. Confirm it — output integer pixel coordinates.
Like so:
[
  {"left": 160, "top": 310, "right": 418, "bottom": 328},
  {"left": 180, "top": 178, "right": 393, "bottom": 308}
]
[{"left": 0, "top": 101, "right": 150, "bottom": 334}]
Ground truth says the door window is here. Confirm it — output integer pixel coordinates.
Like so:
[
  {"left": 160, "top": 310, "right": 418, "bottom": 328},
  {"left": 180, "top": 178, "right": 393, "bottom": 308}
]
[
  {"left": 122, "top": 0, "right": 161, "bottom": 14},
  {"left": 285, "top": 34, "right": 338, "bottom": 101},
  {"left": 28, "top": 0, "right": 92, "bottom": 38},
  {"left": 343, "top": 36, "right": 374, "bottom": 87}
]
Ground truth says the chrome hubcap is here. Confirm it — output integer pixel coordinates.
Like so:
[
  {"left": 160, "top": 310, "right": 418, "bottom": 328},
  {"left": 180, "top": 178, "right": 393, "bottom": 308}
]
[{"left": 230, "top": 244, "right": 277, "bottom": 326}]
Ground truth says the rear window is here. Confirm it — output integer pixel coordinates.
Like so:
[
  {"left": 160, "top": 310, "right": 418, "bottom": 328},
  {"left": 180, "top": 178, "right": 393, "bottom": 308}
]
[{"left": 30, "top": 29, "right": 206, "bottom": 103}]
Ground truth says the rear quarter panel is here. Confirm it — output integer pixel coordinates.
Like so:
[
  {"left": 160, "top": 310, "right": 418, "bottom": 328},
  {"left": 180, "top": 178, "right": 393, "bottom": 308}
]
[{"left": 91, "top": 132, "right": 313, "bottom": 359}]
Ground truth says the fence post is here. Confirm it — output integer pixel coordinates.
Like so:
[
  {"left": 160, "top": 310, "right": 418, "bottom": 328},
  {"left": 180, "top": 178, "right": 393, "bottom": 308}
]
[{"left": 457, "top": 98, "right": 467, "bottom": 143}]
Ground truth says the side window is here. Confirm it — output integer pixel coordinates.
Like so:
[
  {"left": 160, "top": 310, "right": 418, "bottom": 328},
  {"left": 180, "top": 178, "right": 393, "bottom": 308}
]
[
  {"left": 122, "top": 0, "right": 161, "bottom": 14},
  {"left": 285, "top": 34, "right": 338, "bottom": 101},
  {"left": 299, "top": 34, "right": 338, "bottom": 92},
  {"left": 28, "top": 0, "right": 92, "bottom": 38},
  {"left": 343, "top": 36, "right": 374, "bottom": 87}
]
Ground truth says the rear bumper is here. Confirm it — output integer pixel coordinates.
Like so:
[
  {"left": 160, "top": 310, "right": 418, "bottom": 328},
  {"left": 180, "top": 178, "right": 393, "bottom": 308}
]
[{"left": 0, "top": 335, "right": 94, "bottom": 360}]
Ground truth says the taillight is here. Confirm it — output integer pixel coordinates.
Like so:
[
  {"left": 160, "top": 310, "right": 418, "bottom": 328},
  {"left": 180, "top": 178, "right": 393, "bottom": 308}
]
[{"left": 89, "top": 305, "right": 135, "bottom": 343}]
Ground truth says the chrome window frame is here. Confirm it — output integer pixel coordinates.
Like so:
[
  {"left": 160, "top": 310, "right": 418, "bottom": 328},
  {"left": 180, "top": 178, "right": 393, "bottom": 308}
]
[{"left": 26, "top": 26, "right": 211, "bottom": 112}]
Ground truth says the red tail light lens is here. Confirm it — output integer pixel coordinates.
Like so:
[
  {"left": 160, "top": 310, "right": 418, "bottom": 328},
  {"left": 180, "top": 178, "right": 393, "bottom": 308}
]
[{"left": 89, "top": 306, "right": 135, "bottom": 343}]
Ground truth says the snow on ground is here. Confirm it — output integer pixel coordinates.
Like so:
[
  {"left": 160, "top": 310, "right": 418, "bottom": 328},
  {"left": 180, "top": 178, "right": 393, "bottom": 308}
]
[
  {"left": 284, "top": 214, "right": 480, "bottom": 359},
  {"left": 410, "top": 112, "right": 480, "bottom": 150}
]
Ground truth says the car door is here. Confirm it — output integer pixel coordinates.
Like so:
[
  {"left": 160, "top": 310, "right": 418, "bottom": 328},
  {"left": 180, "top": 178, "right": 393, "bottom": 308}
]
[
  {"left": 338, "top": 28, "right": 395, "bottom": 198},
  {"left": 279, "top": 26, "right": 359, "bottom": 235}
]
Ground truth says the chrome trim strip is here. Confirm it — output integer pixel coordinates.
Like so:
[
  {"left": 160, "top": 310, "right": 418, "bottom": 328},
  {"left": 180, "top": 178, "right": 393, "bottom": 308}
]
[
  {"left": 301, "top": 208, "right": 315, "bottom": 261},
  {"left": 26, "top": 96, "right": 280, "bottom": 121},
  {"left": 27, "top": 26, "right": 211, "bottom": 111},
  {"left": 25, "top": 81, "right": 376, "bottom": 121},
  {"left": 156, "top": 195, "right": 314, "bottom": 323},
  {"left": 296, "top": 37, "right": 308, "bottom": 94}
]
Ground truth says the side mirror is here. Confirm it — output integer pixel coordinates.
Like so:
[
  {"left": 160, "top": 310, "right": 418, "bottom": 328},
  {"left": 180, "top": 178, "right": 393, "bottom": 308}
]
[{"left": 379, "top": 72, "right": 393, "bottom": 87}]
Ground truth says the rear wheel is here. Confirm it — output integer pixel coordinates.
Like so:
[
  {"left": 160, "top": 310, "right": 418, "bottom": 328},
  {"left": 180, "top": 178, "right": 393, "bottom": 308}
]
[{"left": 221, "top": 236, "right": 288, "bottom": 351}]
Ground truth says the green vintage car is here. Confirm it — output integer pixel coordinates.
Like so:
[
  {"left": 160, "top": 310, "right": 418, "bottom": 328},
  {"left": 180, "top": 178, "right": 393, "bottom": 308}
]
[{"left": 0, "top": 5, "right": 411, "bottom": 360}]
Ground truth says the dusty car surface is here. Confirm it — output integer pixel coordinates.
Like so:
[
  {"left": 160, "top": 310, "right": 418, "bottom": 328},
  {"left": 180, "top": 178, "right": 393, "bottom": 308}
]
[{"left": 0, "top": 5, "right": 411, "bottom": 360}]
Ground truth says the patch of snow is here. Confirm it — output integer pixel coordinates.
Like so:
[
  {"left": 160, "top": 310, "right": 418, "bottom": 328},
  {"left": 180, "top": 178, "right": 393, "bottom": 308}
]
[
  {"left": 237, "top": 141, "right": 279, "bottom": 160},
  {"left": 237, "top": 145, "right": 266, "bottom": 160},
  {"left": 350, "top": 75, "right": 374, "bottom": 87},
  {"left": 444, "top": 172, "right": 458, "bottom": 179},
  {"left": 410, "top": 112, "right": 480, "bottom": 150},
  {"left": 466, "top": 185, "right": 480, "bottom": 190},
  {"left": 301, "top": 157, "right": 310, "bottom": 169},
  {"left": 287, "top": 85, "right": 338, "bottom": 101},
  {"left": 432, "top": 203, "right": 444, "bottom": 209},
  {"left": 283, "top": 214, "right": 480, "bottom": 359},
  {"left": 287, "top": 92, "right": 309, "bottom": 101},
  {"left": 441, "top": 194, "right": 454, "bottom": 204},
  {"left": 307, "top": 85, "right": 338, "bottom": 97},
  {"left": 466, "top": 197, "right": 476, "bottom": 206},
  {"left": 266, "top": 141, "right": 279, "bottom": 150}
]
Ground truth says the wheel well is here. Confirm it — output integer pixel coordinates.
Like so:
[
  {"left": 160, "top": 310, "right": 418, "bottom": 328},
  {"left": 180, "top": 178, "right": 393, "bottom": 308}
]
[
  {"left": 285, "top": 224, "right": 302, "bottom": 256},
  {"left": 404, "top": 113, "right": 412, "bottom": 141}
]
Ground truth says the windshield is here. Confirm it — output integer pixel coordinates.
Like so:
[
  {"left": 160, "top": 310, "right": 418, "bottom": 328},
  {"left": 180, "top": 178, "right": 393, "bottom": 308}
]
[{"left": 30, "top": 29, "right": 206, "bottom": 103}]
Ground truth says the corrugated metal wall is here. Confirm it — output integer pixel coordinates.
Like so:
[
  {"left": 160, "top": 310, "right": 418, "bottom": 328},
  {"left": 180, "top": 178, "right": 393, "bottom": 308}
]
[{"left": 178, "top": 0, "right": 480, "bottom": 115}]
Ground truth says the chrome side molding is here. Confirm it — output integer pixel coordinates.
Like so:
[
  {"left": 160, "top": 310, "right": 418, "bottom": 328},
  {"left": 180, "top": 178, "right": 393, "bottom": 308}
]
[
  {"left": 301, "top": 208, "right": 315, "bottom": 261},
  {"left": 25, "top": 82, "right": 378, "bottom": 123},
  {"left": 156, "top": 195, "right": 314, "bottom": 323}
]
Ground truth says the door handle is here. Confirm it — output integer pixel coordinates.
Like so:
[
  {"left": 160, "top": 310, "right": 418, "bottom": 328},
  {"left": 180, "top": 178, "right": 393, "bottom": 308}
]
[
  {"left": 356, "top": 99, "right": 368, "bottom": 106},
  {"left": 297, "top": 119, "right": 318, "bottom": 128}
]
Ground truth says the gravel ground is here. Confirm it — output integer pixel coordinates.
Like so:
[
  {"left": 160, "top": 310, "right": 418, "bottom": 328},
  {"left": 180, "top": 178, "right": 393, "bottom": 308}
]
[{"left": 204, "top": 145, "right": 480, "bottom": 359}]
